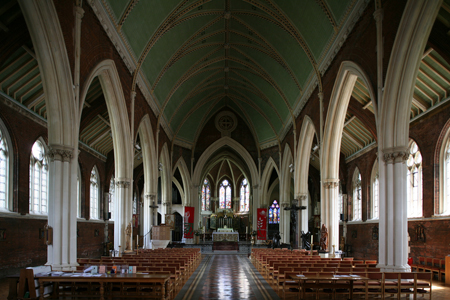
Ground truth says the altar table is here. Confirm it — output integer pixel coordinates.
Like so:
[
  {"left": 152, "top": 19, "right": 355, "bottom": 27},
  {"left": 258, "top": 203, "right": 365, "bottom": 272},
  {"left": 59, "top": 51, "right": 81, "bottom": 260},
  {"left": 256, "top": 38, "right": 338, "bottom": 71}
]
[
  {"left": 217, "top": 227, "right": 234, "bottom": 232},
  {"left": 212, "top": 232, "right": 239, "bottom": 242}
]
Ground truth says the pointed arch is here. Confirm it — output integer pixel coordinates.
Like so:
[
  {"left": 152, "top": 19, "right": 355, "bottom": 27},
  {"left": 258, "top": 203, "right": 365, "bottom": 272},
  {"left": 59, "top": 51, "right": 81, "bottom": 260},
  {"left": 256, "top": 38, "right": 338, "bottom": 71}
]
[
  {"left": 260, "top": 157, "right": 279, "bottom": 207},
  {"left": 80, "top": 59, "right": 132, "bottom": 180},
  {"left": 192, "top": 137, "right": 258, "bottom": 187},
  {"left": 322, "top": 61, "right": 376, "bottom": 180},
  {"left": 19, "top": 0, "right": 77, "bottom": 147},
  {"left": 159, "top": 143, "right": 171, "bottom": 221},
  {"left": 295, "top": 116, "right": 317, "bottom": 199},
  {"left": 173, "top": 156, "right": 191, "bottom": 206},
  {"left": 281, "top": 144, "right": 293, "bottom": 204},
  {"left": 137, "top": 115, "right": 158, "bottom": 198}
]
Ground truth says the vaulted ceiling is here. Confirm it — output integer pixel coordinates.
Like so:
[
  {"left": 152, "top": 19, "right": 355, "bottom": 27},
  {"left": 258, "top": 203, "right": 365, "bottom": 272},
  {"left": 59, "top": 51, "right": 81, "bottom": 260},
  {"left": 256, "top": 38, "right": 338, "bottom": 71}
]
[{"left": 102, "top": 0, "right": 363, "bottom": 148}]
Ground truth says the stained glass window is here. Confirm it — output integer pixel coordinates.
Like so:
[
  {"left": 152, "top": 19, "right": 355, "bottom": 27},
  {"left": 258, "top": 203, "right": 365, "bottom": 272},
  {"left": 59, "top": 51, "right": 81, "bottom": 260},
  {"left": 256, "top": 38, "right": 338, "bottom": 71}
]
[
  {"left": 219, "top": 179, "right": 231, "bottom": 209},
  {"left": 202, "top": 179, "right": 211, "bottom": 211},
  {"left": 240, "top": 178, "right": 249, "bottom": 211},
  {"left": 29, "top": 140, "right": 48, "bottom": 214},
  {"left": 269, "top": 200, "right": 280, "bottom": 224}
]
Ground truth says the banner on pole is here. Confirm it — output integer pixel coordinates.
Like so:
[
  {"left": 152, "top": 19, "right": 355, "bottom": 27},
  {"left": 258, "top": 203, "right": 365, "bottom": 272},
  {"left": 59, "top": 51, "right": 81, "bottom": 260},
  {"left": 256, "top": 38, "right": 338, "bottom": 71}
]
[
  {"left": 257, "top": 208, "right": 267, "bottom": 240},
  {"left": 184, "top": 206, "right": 195, "bottom": 238}
]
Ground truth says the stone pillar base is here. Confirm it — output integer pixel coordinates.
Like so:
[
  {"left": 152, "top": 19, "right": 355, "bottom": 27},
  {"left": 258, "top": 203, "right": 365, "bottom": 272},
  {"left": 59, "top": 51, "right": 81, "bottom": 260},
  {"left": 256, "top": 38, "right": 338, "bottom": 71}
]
[{"left": 377, "top": 264, "right": 411, "bottom": 272}]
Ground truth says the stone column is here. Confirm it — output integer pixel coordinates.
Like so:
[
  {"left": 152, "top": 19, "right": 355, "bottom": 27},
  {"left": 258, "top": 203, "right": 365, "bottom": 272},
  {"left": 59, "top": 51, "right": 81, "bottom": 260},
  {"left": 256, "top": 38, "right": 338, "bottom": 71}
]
[
  {"left": 297, "top": 194, "right": 308, "bottom": 239},
  {"left": 47, "top": 145, "right": 78, "bottom": 271},
  {"left": 281, "top": 202, "right": 290, "bottom": 244},
  {"left": 114, "top": 179, "right": 131, "bottom": 252},
  {"left": 321, "top": 180, "right": 339, "bottom": 252},
  {"left": 378, "top": 148, "right": 410, "bottom": 272},
  {"left": 143, "top": 193, "right": 156, "bottom": 248}
]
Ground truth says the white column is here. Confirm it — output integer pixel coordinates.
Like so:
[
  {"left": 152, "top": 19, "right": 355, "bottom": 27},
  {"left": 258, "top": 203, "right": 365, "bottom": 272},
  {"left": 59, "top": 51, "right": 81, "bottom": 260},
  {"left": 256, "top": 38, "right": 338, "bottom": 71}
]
[
  {"left": 47, "top": 145, "right": 78, "bottom": 271},
  {"left": 321, "top": 180, "right": 339, "bottom": 252},
  {"left": 114, "top": 179, "right": 132, "bottom": 252},
  {"left": 378, "top": 149, "right": 410, "bottom": 272},
  {"left": 143, "top": 193, "right": 155, "bottom": 248},
  {"left": 281, "top": 202, "right": 290, "bottom": 244},
  {"left": 297, "top": 194, "right": 308, "bottom": 236}
]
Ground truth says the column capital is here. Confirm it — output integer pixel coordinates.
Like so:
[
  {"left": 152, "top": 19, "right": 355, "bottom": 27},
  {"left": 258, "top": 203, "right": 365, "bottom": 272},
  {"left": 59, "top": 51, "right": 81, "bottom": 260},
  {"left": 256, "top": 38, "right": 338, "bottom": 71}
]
[
  {"left": 281, "top": 202, "right": 290, "bottom": 208},
  {"left": 382, "top": 147, "right": 408, "bottom": 164},
  {"left": 297, "top": 194, "right": 308, "bottom": 202},
  {"left": 145, "top": 194, "right": 156, "bottom": 200},
  {"left": 74, "top": 5, "right": 85, "bottom": 19},
  {"left": 116, "top": 179, "right": 132, "bottom": 188},
  {"left": 323, "top": 179, "right": 339, "bottom": 189},
  {"left": 48, "top": 145, "right": 74, "bottom": 162}
]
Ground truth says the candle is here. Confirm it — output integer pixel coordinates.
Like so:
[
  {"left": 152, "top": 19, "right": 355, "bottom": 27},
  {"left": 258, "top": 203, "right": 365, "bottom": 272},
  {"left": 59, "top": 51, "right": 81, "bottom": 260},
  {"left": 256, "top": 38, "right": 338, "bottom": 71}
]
[{"left": 246, "top": 226, "right": 248, "bottom": 234}]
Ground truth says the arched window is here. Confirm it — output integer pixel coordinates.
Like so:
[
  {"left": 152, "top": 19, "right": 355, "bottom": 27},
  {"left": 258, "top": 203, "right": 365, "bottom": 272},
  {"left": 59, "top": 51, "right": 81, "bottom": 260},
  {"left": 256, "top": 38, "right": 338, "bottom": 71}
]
[
  {"left": 219, "top": 179, "right": 231, "bottom": 209},
  {"left": 352, "top": 168, "right": 362, "bottom": 221},
  {"left": 0, "top": 121, "right": 12, "bottom": 211},
  {"left": 109, "top": 176, "right": 115, "bottom": 220},
  {"left": 133, "top": 192, "right": 137, "bottom": 215},
  {"left": 90, "top": 167, "right": 100, "bottom": 219},
  {"left": 407, "top": 140, "right": 422, "bottom": 218},
  {"left": 201, "top": 179, "right": 211, "bottom": 211},
  {"left": 77, "top": 164, "right": 82, "bottom": 218},
  {"left": 240, "top": 178, "right": 249, "bottom": 212},
  {"left": 371, "top": 159, "right": 379, "bottom": 219},
  {"left": 269, "top": 200, "right": 280, "bottom": 224},
  {"left": 29, "top": 139, "right": 48, "bottom": 214},
  {"left": 439, "top": 129, "right": 450, "bottom": 215}
]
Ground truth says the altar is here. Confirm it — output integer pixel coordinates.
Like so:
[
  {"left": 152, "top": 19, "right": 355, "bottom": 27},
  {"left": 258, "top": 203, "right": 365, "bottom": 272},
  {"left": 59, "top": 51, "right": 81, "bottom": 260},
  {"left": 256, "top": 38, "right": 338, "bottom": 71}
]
[
  {"left": 212, "top": 232, "right": 239, "bottom": 252},
  {"left": 212, "top": 232, "right": 239, "bottom": 242},
  {"left": 217, "top": 227, "right": 234, "bottom": 233}
]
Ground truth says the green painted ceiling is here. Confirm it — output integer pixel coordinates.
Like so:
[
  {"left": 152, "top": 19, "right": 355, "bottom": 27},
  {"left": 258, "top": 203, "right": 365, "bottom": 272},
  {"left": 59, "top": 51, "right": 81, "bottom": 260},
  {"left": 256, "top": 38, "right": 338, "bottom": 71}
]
[{"left": 102, "top": 0, "right": 358, "bottom": 147}]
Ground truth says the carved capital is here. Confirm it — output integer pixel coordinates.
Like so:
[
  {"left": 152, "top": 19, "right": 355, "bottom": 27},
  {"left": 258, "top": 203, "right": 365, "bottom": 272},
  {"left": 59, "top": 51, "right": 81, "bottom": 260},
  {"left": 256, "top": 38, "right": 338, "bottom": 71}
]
[
  {"left": 48, "top": 145, "right": 74, "bottom": 162},
  {"left": 281, "top": 202, "right": 290, "bottom": 208},
  {"left": 298, "top": 194, "right": 308, "bottom": 201},
  {"left": 323, "top": 180, "right": 339, "bottom": 189},
  {"left": 145, "top": 194, "right": 156, "bottom": 200},
  {"left": 116, "top": 180, "right": 131, "bottom": 188},
  {"left": 382, "top": 147, "right": 409, "bottom": 164}
]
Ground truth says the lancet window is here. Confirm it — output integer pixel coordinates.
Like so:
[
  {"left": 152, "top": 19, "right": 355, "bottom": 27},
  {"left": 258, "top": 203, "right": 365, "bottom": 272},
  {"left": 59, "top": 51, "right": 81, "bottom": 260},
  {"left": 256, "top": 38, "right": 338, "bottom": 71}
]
[
  {"left": 240, "top": 178, "right": 249, "bottom": 212},
  {"left": 407, "top": 140, "right": 422, "bottom": 218},
  {"left": 29, "top": 139, "right": 48, "bottom": 214},
  {"left": 202, "top": 178, "right": 211, "bottom": 211},
  {"left": 269, "top": 200, "right": 280, "bottom": 224},
  {"left": 219, "top": 179, "right": 231, "bottom": 209}
]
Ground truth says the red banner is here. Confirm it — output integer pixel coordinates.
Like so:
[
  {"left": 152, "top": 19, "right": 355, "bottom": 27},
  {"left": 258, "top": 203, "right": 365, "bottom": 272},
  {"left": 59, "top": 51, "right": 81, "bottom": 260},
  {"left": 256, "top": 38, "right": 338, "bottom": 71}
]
[
  {"left": 184, "top": 206, "right": 195, "bottom": 238},
  {"left": 257, "top": 208, "right": 267, "bottom": 240}
]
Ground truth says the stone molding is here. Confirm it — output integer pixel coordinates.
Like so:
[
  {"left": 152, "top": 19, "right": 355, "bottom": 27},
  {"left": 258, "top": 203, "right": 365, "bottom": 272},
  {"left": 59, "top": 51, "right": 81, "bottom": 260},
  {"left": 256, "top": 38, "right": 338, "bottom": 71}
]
[{"left": 382, "top": 147, "right": 409, "bottom": 164}]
